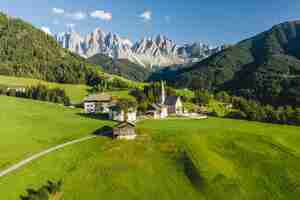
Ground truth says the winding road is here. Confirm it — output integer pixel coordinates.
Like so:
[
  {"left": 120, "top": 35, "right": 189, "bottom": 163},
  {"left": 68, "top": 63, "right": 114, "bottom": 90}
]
[{"left": 0, "top": 135, "right": 97, "bottom": 178}]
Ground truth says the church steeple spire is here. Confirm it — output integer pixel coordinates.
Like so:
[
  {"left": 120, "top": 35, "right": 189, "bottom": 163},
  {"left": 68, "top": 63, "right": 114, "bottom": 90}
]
[{"left": 161, "top": 80, "right": 166, "bottom": 105}]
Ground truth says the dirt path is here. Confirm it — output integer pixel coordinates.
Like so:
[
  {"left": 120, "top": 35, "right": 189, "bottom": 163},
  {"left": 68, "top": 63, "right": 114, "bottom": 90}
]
[{"left": 0, "top": 135, "right": 97, "bottom": 178}]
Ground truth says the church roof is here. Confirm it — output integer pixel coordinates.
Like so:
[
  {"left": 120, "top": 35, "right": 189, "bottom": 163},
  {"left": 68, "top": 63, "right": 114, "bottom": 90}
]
[
  {"left": 115, "top": 121, "right": 136, "bottom": 129},
  {"left": 165, "top": 96, "right": 180, "bottom": 105}
]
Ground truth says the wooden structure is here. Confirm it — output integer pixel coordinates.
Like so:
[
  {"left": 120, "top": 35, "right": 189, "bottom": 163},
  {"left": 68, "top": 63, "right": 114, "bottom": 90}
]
[{"left": 113, "top": 122, "right": 136, "bottom": 140}]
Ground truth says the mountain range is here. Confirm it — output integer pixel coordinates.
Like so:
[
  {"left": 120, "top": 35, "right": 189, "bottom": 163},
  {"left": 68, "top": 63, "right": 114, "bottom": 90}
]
[{"left": 55, "top": 29, "right": 224, "bottom": 68}]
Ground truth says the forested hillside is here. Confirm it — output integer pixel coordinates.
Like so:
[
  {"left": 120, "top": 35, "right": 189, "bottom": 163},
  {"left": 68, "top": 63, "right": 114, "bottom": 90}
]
[
  {"left": 172, "top": 21, "right": 300, "bottom": 106},
  {"left": 0, "top": 12, "right": 100, "bottom": 84},
  {"left": 88, "top": 54, "right": 151, "bottom": 82}
]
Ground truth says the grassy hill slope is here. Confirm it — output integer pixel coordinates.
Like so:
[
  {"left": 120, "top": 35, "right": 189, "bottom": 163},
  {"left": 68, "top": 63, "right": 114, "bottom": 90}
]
[
  {"left": 0, "top": 75, "right": 89, "bottom": 103},
  {"left": 1, "top": 113, "right": 300, "bottom": 199},
  {"left": 139, "top": 119, "right": 300, "bottom": 199}
]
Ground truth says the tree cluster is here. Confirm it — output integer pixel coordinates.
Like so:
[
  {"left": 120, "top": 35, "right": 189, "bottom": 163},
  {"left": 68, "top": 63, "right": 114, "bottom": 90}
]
[
  {"left": 191, "top": 89, "right": 300, "bottom": 126},
  {"left": 0, "top": 84, "right": 70, "bottom": 105},
  {"left": 230, "top": 97, "right": 300, "bottom": 125}
]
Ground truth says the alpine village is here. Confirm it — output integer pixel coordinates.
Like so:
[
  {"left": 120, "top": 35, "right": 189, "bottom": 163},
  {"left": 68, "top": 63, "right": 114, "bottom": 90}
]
[{"left": 0, "top": 2, "right": 300, "bottom": 200}]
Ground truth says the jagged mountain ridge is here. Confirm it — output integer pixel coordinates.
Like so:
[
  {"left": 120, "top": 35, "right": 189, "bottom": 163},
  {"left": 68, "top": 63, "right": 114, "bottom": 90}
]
[{"left": 55, "top": 28, "right": 223, "bottom": 68}]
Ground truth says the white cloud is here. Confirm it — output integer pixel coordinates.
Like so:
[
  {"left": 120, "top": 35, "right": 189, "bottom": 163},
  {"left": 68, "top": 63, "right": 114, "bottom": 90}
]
[
  {"left": 41, "top": 26, "right": 52, "bottom": 35},
  {"left": 140, "top": 10, "right": 152, "bottom": 22},
  {"left": 90, "top": 10, "right": 112, "bottom": 21},
  {"left": 52, "top": 8, "right": 65, "bottom": 15},
  {"left": 52, "top": 8, "right": 86, "bottom": 20},
  {"left": 66, "top": 11, "right": 86, "bottom": 20}
]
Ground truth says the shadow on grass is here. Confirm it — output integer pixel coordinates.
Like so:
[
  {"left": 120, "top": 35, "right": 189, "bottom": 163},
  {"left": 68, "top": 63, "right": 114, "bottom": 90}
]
[
  {"left": 76, "top": 113, "right": 109, "bottom": 121},
  {"left": 76, "top": 113, "right": 115, "bottom": 138},
  {"left": 93, "top": 125, "right": 114, "bottom": 138},
  {"left": 180, "top": 151, "right": 203, "bottom": 190}
]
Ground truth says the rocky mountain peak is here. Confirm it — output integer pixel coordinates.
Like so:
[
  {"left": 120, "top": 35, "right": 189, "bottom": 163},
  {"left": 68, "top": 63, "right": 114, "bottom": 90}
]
[{"left": 55, "top": 27, "right": 223, "bottom": 67}]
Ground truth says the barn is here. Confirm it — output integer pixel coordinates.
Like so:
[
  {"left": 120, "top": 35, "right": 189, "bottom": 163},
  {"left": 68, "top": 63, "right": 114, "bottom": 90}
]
[{"left": 113, "top": 122, "right": 136, "bottom": 140}]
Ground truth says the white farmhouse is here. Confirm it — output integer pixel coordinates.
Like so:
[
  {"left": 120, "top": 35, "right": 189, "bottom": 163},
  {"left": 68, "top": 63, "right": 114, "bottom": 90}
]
[{"left": 83, "top": 93, "right": 115, "bottom": 114}]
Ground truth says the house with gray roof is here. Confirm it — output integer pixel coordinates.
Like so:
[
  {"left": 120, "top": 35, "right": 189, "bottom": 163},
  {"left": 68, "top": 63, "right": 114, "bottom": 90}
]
[{"left": 84, "top": 93, "right": 116, "bottom": 114}]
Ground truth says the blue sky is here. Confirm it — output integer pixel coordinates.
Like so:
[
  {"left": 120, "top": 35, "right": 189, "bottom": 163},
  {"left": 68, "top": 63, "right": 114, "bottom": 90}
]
[{"left": 1, "top": 0, "right": 300, "bottom": 45}]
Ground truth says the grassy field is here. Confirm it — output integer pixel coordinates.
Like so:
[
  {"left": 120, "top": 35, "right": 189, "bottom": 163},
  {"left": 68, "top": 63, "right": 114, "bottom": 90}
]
[
  {"left": 107, "top": 90, "right": 135, "bottom": 100},
  {"left": 0, "top": 75, "right": 135, "bottom": 104},
  {"left": 1, "top": 105, "right": 300, "bottom": 200},
  {"left": 0, "top": 96, "right": 114, "bottom": 171}
]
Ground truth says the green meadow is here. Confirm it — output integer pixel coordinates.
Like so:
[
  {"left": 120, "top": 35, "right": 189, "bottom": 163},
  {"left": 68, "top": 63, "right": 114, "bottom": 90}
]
[
  {"left": 0, "top": 96, "right": 114, "bottom": 171},
  {"left": 1, "top": 96, "right": 300, "bottom": 200},
  {"left": 138, "top": 119, "right": 300, "bottom": 199}
]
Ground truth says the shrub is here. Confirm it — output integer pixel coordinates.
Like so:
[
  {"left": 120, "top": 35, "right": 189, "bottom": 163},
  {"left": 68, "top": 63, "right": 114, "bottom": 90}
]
[{"left": 20, "top": 180, "right": 62, "bottom": 200}]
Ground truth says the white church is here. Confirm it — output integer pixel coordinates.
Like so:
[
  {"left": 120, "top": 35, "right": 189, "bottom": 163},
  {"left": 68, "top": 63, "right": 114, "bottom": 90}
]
[{"left": 147, "top": 81, "right": 183, "bottom": 119}]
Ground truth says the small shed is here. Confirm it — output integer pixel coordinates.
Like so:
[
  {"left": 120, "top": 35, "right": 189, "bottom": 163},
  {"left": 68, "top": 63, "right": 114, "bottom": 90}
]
[{"left": 113, "top": 122, "right": 136, "bottom": 140}]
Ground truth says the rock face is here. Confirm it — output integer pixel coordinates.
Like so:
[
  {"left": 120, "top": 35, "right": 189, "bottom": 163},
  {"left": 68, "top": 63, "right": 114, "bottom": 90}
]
[{"left": 55, "top": 28, "right": 222, "bottom": 68}]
